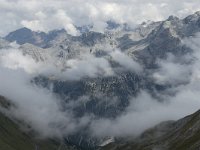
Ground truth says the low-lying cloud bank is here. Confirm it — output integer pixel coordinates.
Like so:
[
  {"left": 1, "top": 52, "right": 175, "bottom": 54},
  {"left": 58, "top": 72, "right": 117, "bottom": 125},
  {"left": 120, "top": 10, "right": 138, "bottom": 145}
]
[
  {"left": 90, "top": 33, "right": 200, "bottom": 137},
  {"left": 0, "top": 67, "right": 92, "bottom": 138},
  {"left": 0, "top": 43, "right": 143, "bottom": 138},
  {"left": 1, "top": 34, "right": 200, "bottom": 139},
  {"left": 0, "top": 46, "right": 142, "bottom": 80}
]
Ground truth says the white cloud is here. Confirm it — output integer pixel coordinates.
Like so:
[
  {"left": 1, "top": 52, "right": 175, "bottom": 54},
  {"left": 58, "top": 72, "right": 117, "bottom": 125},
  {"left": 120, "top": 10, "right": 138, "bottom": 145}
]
[
  {"left": 152, "top": 54, "right": 192, "bottom": 85},
  {"left": 0, "top": 48, "right": 40, "bottom": 73},
  {"left": 89, "top": 33, "right": 200, "bottom": 138},
  {"left": 1, "top": 1, "right": 200, "bottom": 141},
  {"left": 2, "top": 33, "right": 200, "bottom": 139},
  {"left": 90, "top": 87, "right": 200, "bottom": 137},
  {"left": 0, "top": 47, "right": 114, "bottom": 80},
  {"left": 0, "top": 67, "right": 91, "bottom": 138},
  {"left": 0, "top": 0, "right": 200, "bottom": 35},
  {"left": 110, "top": 49, "right": 143, "bottom": 73}
]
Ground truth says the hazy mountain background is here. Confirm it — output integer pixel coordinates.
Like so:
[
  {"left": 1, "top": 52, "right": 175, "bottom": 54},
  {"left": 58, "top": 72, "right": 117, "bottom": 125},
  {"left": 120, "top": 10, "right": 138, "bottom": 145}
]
[{"left": 1, "top": 1, "right": 200, "bottom": 149}]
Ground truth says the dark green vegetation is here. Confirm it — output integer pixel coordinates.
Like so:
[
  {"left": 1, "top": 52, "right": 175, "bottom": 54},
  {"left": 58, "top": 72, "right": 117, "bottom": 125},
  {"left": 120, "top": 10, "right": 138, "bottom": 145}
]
[
  {"left": 101, "top": 110, "right": 200, "bottom": 150},
  {"left": 0, "top": 96, "right": 77, "bottom": 150}
]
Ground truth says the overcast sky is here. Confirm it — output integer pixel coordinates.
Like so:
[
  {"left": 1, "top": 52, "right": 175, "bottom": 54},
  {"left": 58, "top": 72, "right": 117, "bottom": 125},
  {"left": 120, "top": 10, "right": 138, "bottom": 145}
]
[{"left": 0, "top": 0, "right": 200, "bottom": 36}]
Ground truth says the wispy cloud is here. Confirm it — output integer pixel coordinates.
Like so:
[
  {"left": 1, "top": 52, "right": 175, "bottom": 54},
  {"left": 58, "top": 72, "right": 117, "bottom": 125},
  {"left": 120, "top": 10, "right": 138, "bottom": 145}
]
[
  {"left": 90, "top": 33, "right": 200, "bottom": 137},
  {"left": 1, "top": 12, "right": 200, "bottom": 141}
]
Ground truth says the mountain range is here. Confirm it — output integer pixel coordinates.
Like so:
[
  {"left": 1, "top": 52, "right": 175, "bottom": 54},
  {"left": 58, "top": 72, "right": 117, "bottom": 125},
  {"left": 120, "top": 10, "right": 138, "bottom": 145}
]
[{"left": 1, "top": 11, "right": 200, "bottom": 150}]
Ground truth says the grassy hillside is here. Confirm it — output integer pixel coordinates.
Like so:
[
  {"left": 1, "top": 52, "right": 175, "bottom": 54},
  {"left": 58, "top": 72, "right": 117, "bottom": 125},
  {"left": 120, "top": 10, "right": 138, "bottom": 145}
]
[
  {"left": 0, "top": 96, "right": 77, "bottom": 150},
  {"left": 101, "top": 110, "right": 200, "bottom": 150}
]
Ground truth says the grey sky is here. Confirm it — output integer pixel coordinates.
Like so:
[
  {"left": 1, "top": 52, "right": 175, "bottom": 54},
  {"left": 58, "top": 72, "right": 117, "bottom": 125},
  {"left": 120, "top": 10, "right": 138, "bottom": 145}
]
[{"left": 0, "top": 0, "right": 200, "bottom": 35}]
